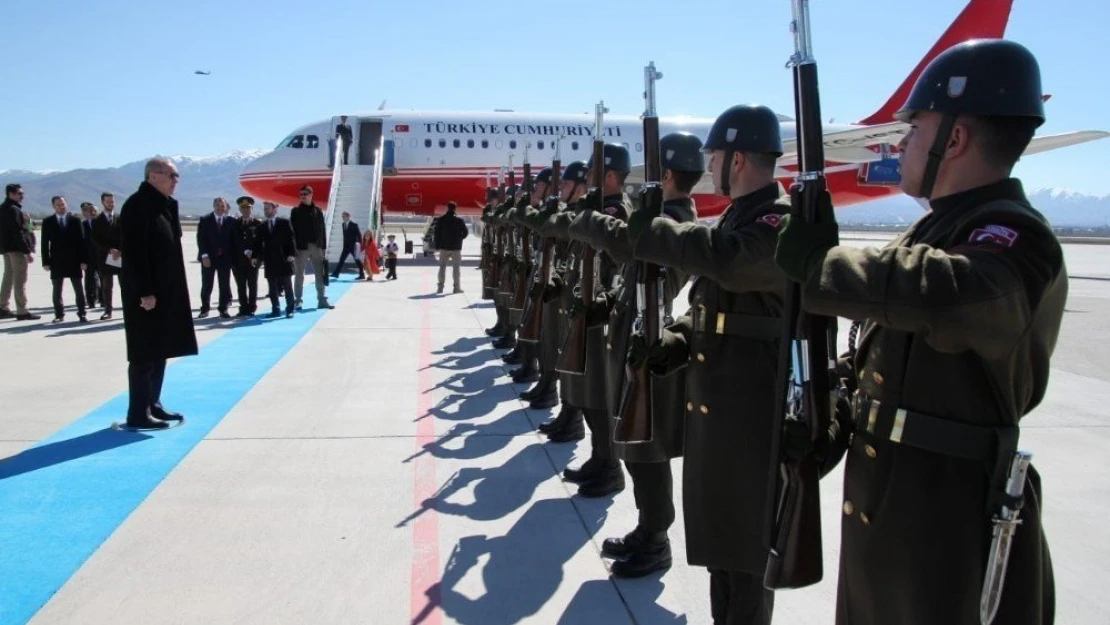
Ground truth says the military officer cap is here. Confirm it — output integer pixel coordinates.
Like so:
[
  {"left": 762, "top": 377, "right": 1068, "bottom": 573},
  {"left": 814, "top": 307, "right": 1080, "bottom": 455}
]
[
  {"left": 236, "top": 196, "right": 255, "bottom": 207},
  {"left": 703, "top": 104, "right": 784, "bottom": 157},
  {"left": 894, "top": 39, "right": 1045, "bottom": 127},
  {"left": 660, "top": 132, "right": 706, "bottom": 173},
  {"left": 561, "top": 160, "right": 590, "bottom": 184},
  {"left": 586, "top": 142, "right": 632, "bottom": 175},
  {"left": 486, "top": 187, "right": 499, "bottom": 201},
  {"left": 534, "top": 167, "right": 553, "bottom": 184}
]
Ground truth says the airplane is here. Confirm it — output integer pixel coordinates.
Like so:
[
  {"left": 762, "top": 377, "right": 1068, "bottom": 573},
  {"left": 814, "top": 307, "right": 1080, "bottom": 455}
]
[
  {"left": 238, "top": 0, "right": 1109, "bottom": 220},
  {"left": 194, "top": 70, "right": 211, "bottom": 76}
]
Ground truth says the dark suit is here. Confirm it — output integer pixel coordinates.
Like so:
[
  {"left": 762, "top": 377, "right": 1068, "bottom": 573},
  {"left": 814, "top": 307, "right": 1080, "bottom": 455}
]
[
  {"left": 332, "top": 220, "right": 365, "bottom": 278},
  {"left": 41, "top": 213, "right": 88, "bottom": 319},
  {"left": 336, "top": 123, "right": 353, "bottom": 164},
  {"left": 118, "top": 181, "right": 198, "bottom": 425},
  {"left": 232, "top": 216, "right": 263, "bottom": 315},
  {"left": 92, "top": 211, "right": 121, "bottom": 314},
  {"left": 81, "top": 218, "right": 100, "bottom": 307},
  {"left": 259, "top": 216, "right": 296, "bottom": 314},
  {"left": 196, "top": 212, "right": 236, "bottom": 314}
]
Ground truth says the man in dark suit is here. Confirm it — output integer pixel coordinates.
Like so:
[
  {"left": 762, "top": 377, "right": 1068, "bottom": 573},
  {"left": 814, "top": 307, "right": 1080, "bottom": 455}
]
[
  {"left": 79, "top": 202, "right": 101, "bottom": 309},
  {"left": 118, "top": 157, "right": 198, "bottom": 429},
  {"left": 196, "top": 197, "right": 236, "bottom": 318},
  {"left": 331, "top": 211, "right": 365, "bottom": 280},
  {"left": 232, "top": 196, "right": 263, "bottom": 316},
  {"left": 336, "top": 115, "right": 354, "bottom": 165},
  {"left": 259, "top": 201, "right": 296, "bottom": 318},
  {"left": 92, "top": 191, "right": 121, "bottom": 319},
  {"left": 41, "top": 196, "right": 89, "bottom": 323}
]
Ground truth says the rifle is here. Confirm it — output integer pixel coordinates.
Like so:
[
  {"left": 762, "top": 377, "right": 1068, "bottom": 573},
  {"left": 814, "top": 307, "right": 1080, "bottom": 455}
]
[
  {"left": 488, "top": 170, "right": 507, "bottom": 294},
  {"left": 519, "top": 142, "right": 563, "bottom": 344},
  {"left": 497, "top": 161, "right": 518, "bottom": 300},
  {"left": 510, "top": 147, "right": 534, "bottom": 315},
  {"left": 556, "top": 102, "right": 606, "bottom": 375},
  {"left": 764, "top": 0, "right": 838, "bottom": 590},
  {"left": 615, "top": 62, "right": 665, "bottom": 444}
]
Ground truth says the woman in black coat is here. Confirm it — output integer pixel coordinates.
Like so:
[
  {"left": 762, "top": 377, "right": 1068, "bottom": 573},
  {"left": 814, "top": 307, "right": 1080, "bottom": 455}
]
[{"left": 118, "top": 159, "right": 198, "bottom": 428}]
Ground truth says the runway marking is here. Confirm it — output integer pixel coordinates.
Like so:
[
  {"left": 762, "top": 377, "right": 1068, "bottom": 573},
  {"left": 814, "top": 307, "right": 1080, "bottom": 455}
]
[
  {"left": 0, "top": 280, "right": 354, "bottom": 625},
  {"left": 411, "top": 267, "right": 442, "bottom": 625}
]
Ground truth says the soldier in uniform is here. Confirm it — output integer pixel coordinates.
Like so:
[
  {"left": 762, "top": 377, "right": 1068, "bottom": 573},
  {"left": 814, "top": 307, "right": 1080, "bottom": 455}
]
[
  {"left": 525, "top": 159, "right": 590, "bottom": 443},
  {"left": 628, "top": 104, "right": 789, "bottom": 623},
  {"left": 233, "top": 196, "right": 263, "bottom": 317},
  {"left": 546, "top": 143, "right": 632, "bottom": 497},
  {"left": 774, "top": 39, "right": 1061, "bottom": 625},
  {"left": 568, "top": 132, "right": 704, "bottom": 577},
  {"left": 489, "top": 189, "right": 520, "bottom": 350}
]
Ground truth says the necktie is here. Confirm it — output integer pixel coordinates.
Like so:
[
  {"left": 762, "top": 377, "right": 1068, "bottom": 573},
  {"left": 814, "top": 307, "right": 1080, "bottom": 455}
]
[
  {"left": 59, "top": 216, "right": 65, "bottom": 230},
  {"left": 270, "top": 219, "right": 275, "bottom": 231}
]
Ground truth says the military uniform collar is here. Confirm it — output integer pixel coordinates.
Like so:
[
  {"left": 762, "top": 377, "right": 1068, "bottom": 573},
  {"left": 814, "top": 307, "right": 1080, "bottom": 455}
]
[
  {"left": 731, "top": 182, "right": 782, "bottom": 211},
  {"left": 929, "top": 178, "right": 1026, "bottom": 214}
]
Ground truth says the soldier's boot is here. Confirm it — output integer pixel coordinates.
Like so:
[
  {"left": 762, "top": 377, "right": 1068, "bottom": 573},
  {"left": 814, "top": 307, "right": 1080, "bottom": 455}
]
[
  {"left": 602, "top": 526, "right": 652, "bottom": 559},
  {"left": 610, "top": 535, "right": 672, "bottom": 578},
  {"left": 511, "top": 354, "right": 540, "bottom": 383},
  {"left": 492, "top": 327, "right": 517, "bottom": 350},
  {"left": 537, "top": 399, "right": 571, "bottom": 431},
  {"left": 577, "top": 460, "right": 625, "bottom": 498},
  {"left": 562, "top": 455, "right": 603, "bottom": 484},
  {"left": 546, "top": 409, "right": 585, "bottom": 443},
  {"left": 521, "top": 371, "right": 553, "bottom": 401},
  {"left": 528, "top": 385, "right": 559, "bottom": 410},
  {"left": 486, "top": 307, "right": 506, "bottom": 337}
]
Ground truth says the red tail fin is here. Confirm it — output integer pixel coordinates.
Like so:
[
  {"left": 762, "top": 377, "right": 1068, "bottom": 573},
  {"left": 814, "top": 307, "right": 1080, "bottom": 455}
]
[{"left": 858, "top": 0, "right": 1014, "bottom": 125}]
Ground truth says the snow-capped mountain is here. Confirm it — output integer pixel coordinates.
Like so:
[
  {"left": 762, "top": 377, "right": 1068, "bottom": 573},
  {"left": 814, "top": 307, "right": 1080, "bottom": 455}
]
[{"left": 0, "top": 149, "right": 271, "bottom": 218}]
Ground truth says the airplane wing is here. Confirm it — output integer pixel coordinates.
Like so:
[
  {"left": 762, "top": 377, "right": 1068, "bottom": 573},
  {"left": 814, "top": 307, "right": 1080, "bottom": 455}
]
[{"left": 1020, "top": 130, "right": 1110, "bottom": 157}]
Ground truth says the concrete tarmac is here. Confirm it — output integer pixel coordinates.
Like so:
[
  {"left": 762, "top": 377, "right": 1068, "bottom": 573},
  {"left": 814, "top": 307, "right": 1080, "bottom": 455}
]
[{"left": 1, "top": 232, "right": 1107, "bottom": 624}]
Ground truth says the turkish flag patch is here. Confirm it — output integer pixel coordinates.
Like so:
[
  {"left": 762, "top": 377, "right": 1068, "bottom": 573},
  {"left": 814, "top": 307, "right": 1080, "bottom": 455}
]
[
  {"left": 757, "top": 214, "right": 783, "bottom": 228},
  {"left": 603, "top": 205, "right": 618, "bottom": 215},
  {"left": 967, "top": 224, "right": 1019, "bottom": 248}
]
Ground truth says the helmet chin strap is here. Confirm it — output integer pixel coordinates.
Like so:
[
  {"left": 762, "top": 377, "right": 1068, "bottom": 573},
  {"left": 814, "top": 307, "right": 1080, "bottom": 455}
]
[
  {"left": 918, "top": 114, "right": 957, "bottom": 200},
  {"left": 719, "top": 149, "right": 736, "bottom": 197}
]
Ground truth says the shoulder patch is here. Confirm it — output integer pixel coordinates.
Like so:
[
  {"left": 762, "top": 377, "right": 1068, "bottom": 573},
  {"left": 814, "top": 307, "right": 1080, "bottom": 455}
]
[
  {"left": 967, "top": 224, "right": 1019, "bottom": 248},
  {"left": 603, "top": 204, "right": 618, "bottom": 215},
  {"left": 756, "top": 213, "right": 783, "bottom": 228}
]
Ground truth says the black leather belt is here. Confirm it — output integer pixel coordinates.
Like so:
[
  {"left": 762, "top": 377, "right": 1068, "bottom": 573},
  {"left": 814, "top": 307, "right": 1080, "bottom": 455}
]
[
  {"left": 852, "top": 393, "right": 1014, "bottom": 462},
  {"left": 692, "top": 307, "right": 780, "bottom": 339}
]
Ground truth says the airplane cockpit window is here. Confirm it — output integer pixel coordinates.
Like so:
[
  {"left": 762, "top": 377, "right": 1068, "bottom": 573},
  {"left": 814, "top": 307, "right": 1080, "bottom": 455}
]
[
  {"left": 306, "top": 135, "right": 319, "bottom": 149},
  {"left": 285, "top": 135, "right": 305, "bottom": 149}
]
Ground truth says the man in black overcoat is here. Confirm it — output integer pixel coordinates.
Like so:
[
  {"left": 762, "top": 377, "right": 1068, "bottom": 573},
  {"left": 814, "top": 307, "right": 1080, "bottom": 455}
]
[{"left": 118, "top": 157, "right": 199, "bottom": 429}]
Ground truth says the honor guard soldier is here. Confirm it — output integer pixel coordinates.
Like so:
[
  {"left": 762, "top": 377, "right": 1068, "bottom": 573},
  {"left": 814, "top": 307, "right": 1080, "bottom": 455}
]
[
  {"left": 628, "top": 104, "right": 789, "bottom": 623},
  {"left": 233, "top": 196, "right": 263, "bottom": 316},
  {"left": 515, "top": 166, "right": 561, "bottom": 408},
  {"left": 774, "top": 39, "right": 1062, "bottom": 625},
  {"left": 554, "top": 143, "right": 631, "bottom": 497},
  {"left": 526, "top": 160, "right": 591, "bottom": 443},
  {"left": 569, "top": 132, "right": 703, "bottom": 577},
  {"left": 490, "top": 188, "right": 520, "bottom": 350}
]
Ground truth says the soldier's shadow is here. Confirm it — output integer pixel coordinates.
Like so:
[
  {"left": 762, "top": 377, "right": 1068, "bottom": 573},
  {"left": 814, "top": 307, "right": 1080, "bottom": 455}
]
[
  {"left": 414, "top": 498, "right": 607, "bottom": 625},
  {"left": 398, "top": 442, "right": 574, "bottom": 527},
  {"left": 403, "top": 410, "right": 535, "bottom": 465},
  {"left": 432, "top": 336, "right": 489, "bottom": 355},
  {"left": 423, "top": 349, "right": 498, "bottom": 371},
  {"left": 425, "top": 365, "right": 504, "bottom": 395},
  {"left": 558, "top": 578, "right": 687, "bottom": 624}
]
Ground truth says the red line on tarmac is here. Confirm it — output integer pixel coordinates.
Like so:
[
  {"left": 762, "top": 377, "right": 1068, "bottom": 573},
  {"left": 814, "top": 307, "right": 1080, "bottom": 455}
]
[{"left": 411, "top": 268, "right": 442, "bottom": 625}]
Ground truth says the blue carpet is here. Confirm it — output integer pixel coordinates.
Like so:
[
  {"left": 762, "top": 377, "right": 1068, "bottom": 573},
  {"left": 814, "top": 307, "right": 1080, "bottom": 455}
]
[{"left": 0, "top": 279, "right": 355, "bottom": 625}]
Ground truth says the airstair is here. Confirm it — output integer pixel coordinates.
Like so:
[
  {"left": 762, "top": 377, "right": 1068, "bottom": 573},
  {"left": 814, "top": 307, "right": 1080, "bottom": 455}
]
[{"left": 323, "top": 135, "right": 385, "bottom": 265}]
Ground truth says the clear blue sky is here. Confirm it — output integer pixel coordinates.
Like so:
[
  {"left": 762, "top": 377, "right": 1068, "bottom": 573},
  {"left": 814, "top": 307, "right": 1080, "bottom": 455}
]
[{"left": 3, "top": 0, "right": 1108, "bottom": 194}]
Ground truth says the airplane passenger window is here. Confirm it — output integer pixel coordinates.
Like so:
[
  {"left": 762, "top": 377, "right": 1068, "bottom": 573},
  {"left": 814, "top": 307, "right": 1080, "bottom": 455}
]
[
  {"left": 635, "top": 142, "right": 642, "bottom": 152},
  {"left": 410, "top": 139, "right": 417, "bottom": 148},
  {"left": 439, "top": 139, "right": 446, "bottom": 148},
  {"left": 306, "top": 135, "right": 319, "bottom": 149},
  {"left": 453, "top": 139, "right": 460, "bottom": 148},
  {"left": 425, "top": 139, "right": 432, "bottom": 148},
  {"left": 482, "top": 140, "right": 489, "bottom": 149},
  {"left": 509, "top": 140, "right": 517, "bottom": 149},
  {"left": 572, "top": 141, "right": 579, "bottom": 150},
  {"left": 467, "top": 139, "right": 474, "bottom": 148},
  {"left": 287, "top": 135, "right": 304, "bottom": 148},
  {"left": 495, "top": 140, "right": 503, "bottom": 149},
  {"left": 538, "top": 140, "right": 545, "bottom": 150}
]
